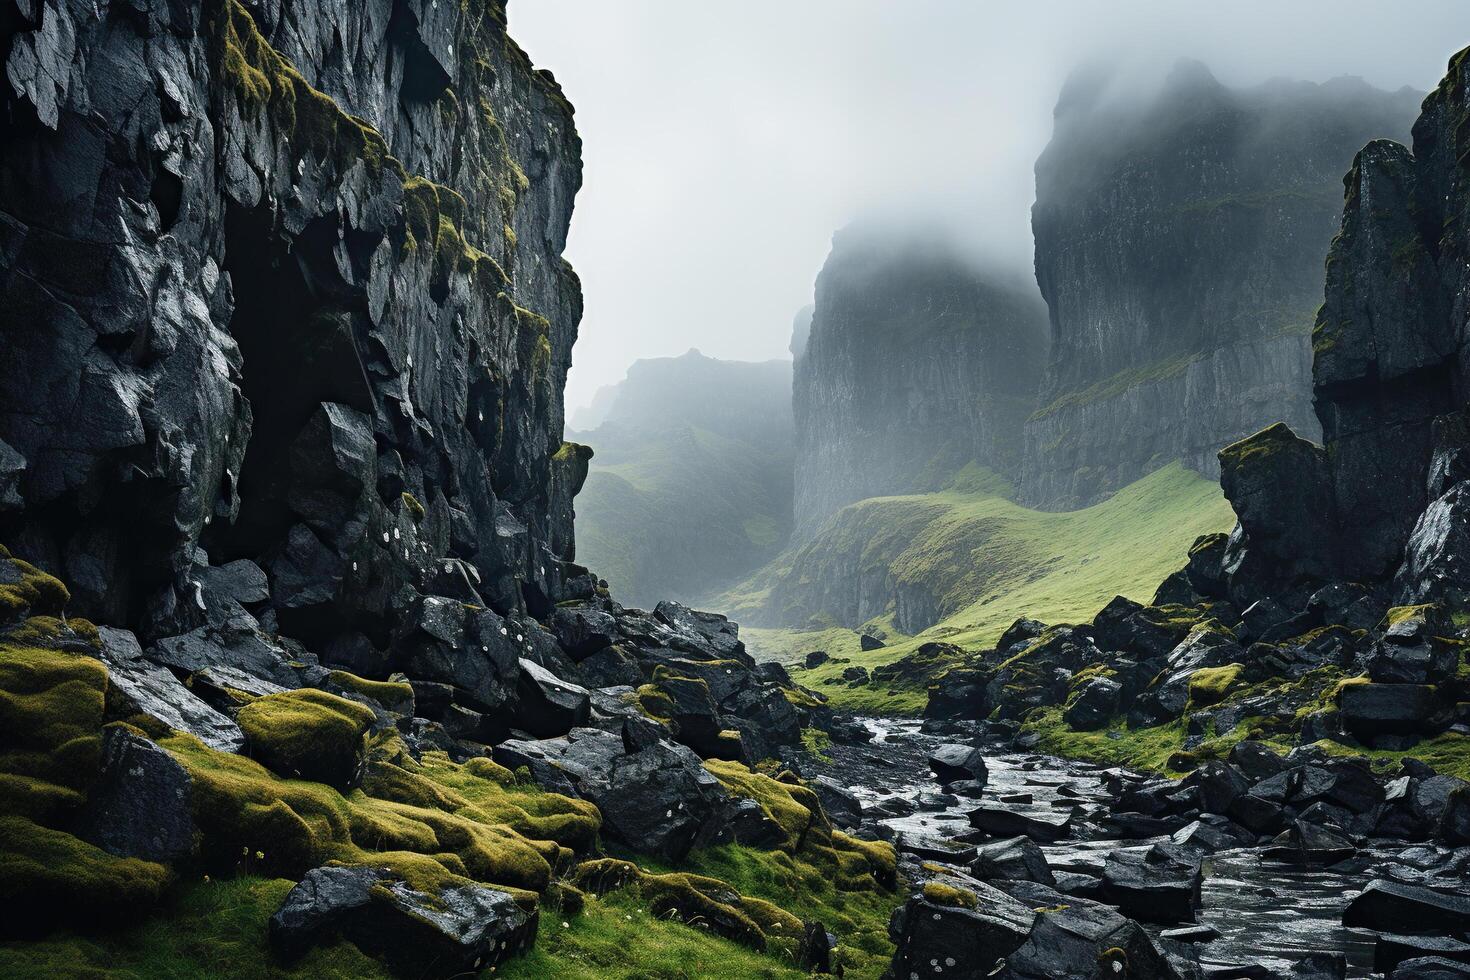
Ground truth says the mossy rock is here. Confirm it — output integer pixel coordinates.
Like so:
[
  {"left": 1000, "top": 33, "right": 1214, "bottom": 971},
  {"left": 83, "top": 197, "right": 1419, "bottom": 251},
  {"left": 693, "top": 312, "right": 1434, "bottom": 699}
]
[
  {"left": 1188, "top": 664, "right": 1244, "bottom": 707},
  {"left": 0, "top": 552, "right": 70, "bottom": 622},
  {"left": 921, "top": 880, "right": 977, "bottom": 909},
  {"left": 237, "top": 689, "right": 376, "bottom": 788},
  {"left": 0, "top": 641, "right": 107, "bottom": 823},
  {"left": 0, "top": 815, "right": 169, "bottom": 936}
]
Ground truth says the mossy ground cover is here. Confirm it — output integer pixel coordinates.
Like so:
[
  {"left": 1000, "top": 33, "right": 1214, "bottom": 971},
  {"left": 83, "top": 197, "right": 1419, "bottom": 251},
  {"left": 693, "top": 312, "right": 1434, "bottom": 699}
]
[{"left": 740, "top": 464, "right": 1234, "bottom": 713}]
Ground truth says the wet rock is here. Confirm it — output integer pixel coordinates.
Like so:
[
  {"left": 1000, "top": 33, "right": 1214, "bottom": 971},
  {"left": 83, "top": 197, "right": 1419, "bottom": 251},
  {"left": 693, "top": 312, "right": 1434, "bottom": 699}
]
[
  {"left": 1182, "top": 761, "right": 1250, "bottom": 815},
  {"left": 1397, "top": 483, "right": 1470, "bottom": 608},
  {"left": 1228, "top": 740, "right": 1288, "bottom": 781},
  {"left": 102, "top": 653, "right": 245, "bottom": 753},
  {"left": 1344, "top": 880, "right": 1470, "bottom": 935},
  {"left": 1339, "top": 684, "right": 1450, "bottom": 742},
  {"left": 929, "top": 744, "right": 989, "bottom": 786},
  {"left": 968, "top": 804, "right": 1073, "bottom": 842},
  {"left": 1289, "top": 953, "right": 1347, "bottom": 980},
  {"left": 998, "top": 895, "right": 1186, "bottom": 980},
  {"left": 1101, "top": 844, "right": 1202, "bottom": 924},
  {"left": 1390, "top": 955, "right": 1470, "bottom": 979},
  {"left": 1263, "top": 819, "right": 1357, "bottom": 865},
  {"left": 1376, "top": 936, "right": 1470, "bottom": 975},
  {"left": 269, "top": 865, "right": 536, "bottom": 976},
  {"left": 75, "top": 727, "right": 193, "bottom": 864},
  {"left": 1064, "top": 675, "right": 1122, "bottom": 731},
  {"left": 810, "top": 776, "right": 863, "bottom": 829},
  {"left": 549, "top": 602, "right": 618, "bottom": 661},
  {"left": 886, "top": 876, "right": 1036, "bottom": 980},
  {"left": 1161, "top": 924, "right": 1220, "bottom": 944},
  {"left": 494, "top": 729, "right": 728, "bottom": 861},
  {"left": 514, "top": 659, "right": 591, "bottom": 738},
  {"left": 970, "top": 836, "right": 1056, "bottom": 887}
]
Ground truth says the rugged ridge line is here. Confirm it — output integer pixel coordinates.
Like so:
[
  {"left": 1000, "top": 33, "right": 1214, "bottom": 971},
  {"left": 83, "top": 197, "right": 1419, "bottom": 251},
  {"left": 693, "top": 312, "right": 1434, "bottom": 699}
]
[{"left": 1021, "top": 62, "right": 1420, "bottom": 509}]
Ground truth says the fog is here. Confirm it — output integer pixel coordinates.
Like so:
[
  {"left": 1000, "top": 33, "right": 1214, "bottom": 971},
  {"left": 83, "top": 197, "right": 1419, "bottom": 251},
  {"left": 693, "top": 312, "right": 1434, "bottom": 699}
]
[{"left": 510, "top": 1, "right": 1467, "bottom": 416}]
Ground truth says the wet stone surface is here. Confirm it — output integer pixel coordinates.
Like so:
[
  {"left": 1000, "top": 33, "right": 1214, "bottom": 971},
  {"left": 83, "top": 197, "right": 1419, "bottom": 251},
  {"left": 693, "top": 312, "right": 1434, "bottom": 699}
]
[{"left": 795, "top": 718, "right": 1469, "bottom": 978}]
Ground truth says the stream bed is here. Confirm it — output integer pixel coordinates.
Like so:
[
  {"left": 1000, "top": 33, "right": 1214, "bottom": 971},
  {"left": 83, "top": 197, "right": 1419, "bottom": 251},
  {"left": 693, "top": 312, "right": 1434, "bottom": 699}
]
[{"left": 801, "top": 718, "right": 1457, "bottom": 977}]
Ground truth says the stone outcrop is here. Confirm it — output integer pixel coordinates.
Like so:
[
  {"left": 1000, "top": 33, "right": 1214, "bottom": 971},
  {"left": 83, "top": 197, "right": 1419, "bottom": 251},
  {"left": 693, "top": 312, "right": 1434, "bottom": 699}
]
[
  {"left": 0, "top": 0, "right": 584, "bottom": 644},
  {"left": 793, "top": 222, "right": 1048, "bottom": 535},
  {"left": 1022, "top": 61, "right": 1419, "bottom": 509}
]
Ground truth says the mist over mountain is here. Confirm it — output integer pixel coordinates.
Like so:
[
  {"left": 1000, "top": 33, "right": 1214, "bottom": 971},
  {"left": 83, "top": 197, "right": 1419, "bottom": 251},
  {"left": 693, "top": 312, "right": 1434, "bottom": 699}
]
[
  {"left": 1021, "top": 62, "right": 1421, "bottom": 508},
  {"left": 571, "top": 350, "right": 795, "bottom": 607},
  {"left": 792, "top": 223, "right": 1050, "bottom": 537}
]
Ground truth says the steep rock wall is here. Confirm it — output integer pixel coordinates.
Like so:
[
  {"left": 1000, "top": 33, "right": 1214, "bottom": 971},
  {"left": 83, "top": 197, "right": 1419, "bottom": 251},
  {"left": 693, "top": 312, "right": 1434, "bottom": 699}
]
[
  {"left": 1022, "top": 62, "right": 1419, "bottom": 509},
  {"left": 1223, "top": 46, "right": 1470, "bottom": 593},
  {"left": 0, "top": 0, "right": 583, "bottom": 645},
  {"left": 793, "top": 225, "right": 1048, "bottom": 536}
]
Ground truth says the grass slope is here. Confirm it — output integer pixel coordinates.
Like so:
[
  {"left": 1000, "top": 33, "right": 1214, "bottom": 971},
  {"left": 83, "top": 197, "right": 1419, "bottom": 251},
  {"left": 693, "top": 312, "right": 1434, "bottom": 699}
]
[
  {"left": 735, "top": 463, "right": 1235, "bottom": 713},
  {"left": 576, "top": 424, "right": 794, "bottom": 609}
]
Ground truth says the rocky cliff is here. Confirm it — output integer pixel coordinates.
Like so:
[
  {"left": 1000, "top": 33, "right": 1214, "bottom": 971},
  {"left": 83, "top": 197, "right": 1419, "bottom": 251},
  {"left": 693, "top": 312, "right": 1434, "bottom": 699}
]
[
  {"left": 571, "top": 349, "right": 795, "bottom": 607},
  {"left": 0, "top": 4, "right": 896, "bottom": 974},
  {"left": 793, "top": 224, "right": 1048, "bottom": 536},
  {"left": 1022, "top": 62, "right": 1420, "bottom": 509},
  {"left": 0, "top": 0, "right": 584, "bottom": 642}
]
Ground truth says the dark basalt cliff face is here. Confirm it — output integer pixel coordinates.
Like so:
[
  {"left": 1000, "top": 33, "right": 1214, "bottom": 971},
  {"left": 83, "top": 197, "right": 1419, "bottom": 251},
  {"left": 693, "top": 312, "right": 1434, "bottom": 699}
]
[
  {"left": 0, "top": 0, "right": 584, "bottom": 641},
  {"left": 1022, "top": 62, "right": 1420, "bottom": 509},
  {"left": 793, "top": 224, "right": 1048, "bottom": 536},
  {"left": 1227, "top": 46, "right": 1470, "bottom": 598},
  {"left": 571, "top": 350, "right": 795, "bottom": 608}
]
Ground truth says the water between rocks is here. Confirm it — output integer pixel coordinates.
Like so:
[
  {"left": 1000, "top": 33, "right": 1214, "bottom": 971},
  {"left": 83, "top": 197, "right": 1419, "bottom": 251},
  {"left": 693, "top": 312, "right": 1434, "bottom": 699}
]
[{"left": 805, "top": 718, "right": 1454, "bottom": 977}]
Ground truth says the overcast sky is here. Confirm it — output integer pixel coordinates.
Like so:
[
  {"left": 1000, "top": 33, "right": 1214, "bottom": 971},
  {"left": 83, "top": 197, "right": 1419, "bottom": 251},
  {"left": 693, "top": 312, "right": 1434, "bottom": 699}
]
[{"left": 510, "top": 2, "right": 1468, "bottom": 415}]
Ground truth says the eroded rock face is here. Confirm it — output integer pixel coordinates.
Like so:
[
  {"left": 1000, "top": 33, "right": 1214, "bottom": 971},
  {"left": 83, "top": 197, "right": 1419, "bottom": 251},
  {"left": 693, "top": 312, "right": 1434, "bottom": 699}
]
[
  {"left": 0, "top": 0, "right": 584, "bottom": 649},
  {"left": 1022, "top": 61, "right": 1418, "bottom": 509},
  {"left": 792, "top": 222, "right": 1048, "bottom": 536}
]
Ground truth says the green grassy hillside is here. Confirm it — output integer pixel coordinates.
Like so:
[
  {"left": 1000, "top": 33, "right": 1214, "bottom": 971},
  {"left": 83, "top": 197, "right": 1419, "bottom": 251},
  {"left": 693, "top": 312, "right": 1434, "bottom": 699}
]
[
  {"left": 576, "top": 423, "right": 794, "bottom": 608},
  {"left": 729, "top": 463, "right": 1236, "bottom": 712}
]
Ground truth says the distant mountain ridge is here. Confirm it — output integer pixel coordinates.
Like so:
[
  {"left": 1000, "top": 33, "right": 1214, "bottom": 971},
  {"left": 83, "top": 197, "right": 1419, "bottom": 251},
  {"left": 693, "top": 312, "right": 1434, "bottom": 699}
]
[{"left": 571, "top": 350, "right": 795, "bottom": 607}]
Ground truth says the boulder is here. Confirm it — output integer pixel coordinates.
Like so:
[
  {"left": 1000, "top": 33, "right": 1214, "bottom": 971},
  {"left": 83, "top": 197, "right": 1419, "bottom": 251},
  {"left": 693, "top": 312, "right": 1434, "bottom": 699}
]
[
  {"left": 859, "top": 633, "right": 885, "bottom": 652},
  {"left": 970, "top": 836, "right": 1056, "bottom": 887},
  {"left": 886, "top": 877, "right": 1036, "bottom": 980},
  {"left": 549, "top": 602, "right": 618, "bottom": 660},
  {"left": 1339, "top": 683, "right": 1450, "bottom": 741},
  {"left": 1101, "top": 844, "right": 1202, "bottom": 924},
  {"left": 1390, "top": 956, "right": 1470, "bottom": 979},
  {"left": 102, "top": 652, "right": 245, "bottom": 753},
  {"left": 1344, "top": 880, "right": 1470, "bottom": 935},
  {"left": 1064, "top": 675, "right": 1122, "bottom": 731},
  {"left": 1377, "top": 936, "right": 1470, "bottom": 976},
  {"left": 968, "top": 805, "right": 1073, "bottom": 842},
  {"left": 269, "top": 865, "right": 536, "bottom": 977},
  {"left": 810, "top": 776, "right": 863, "bottom": 830},
  {"left": 1290, "top": 954, "right": 1347, "bottom": 980},
  {"left": 999, "top": 896, "right": 1186, "bottom": 980},
  {"left": 804, "top": 651, "right": 829, "bottom": 668},
  {"left": 514, "top": 658, "right": 591, "bottom": 738},
  {"left": 928, "top": 744, "right": 989, "bottom": 786},
  {"left": 1229, "top": 740, "right": 1288, "bottom": 781},
  {"left": 1263, "top": 820, "right": 1356, "bottom": 865},
  {"left": 495, "top": 730, "right": 728, "bottom": 862},
  {"left": 237, "top": 690, "right": 376, "bottom": 789},
  {"left": 75, "top": 727, "right": 194, "bottom": 864}
]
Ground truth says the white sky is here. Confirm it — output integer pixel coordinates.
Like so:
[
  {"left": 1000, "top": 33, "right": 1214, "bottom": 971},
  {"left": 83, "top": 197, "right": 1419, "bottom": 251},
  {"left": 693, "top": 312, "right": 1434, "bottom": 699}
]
[{"left": 509, "top": 2, "right": 1469, "bottom": 415}]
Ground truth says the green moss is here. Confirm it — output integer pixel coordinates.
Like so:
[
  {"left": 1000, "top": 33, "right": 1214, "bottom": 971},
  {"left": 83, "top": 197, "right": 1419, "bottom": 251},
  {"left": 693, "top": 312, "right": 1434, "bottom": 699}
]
[
  {"left": 0, "top": 642, "right": 106, "bottom": 822},
  {"left": 921, "top": 880, "right": 977, "bottom": 909},
  {"left": 1218, "top": 422, "right": 1300, "bottom": 469},
  {"left": 1188, "top": 664, "right": 1244, "bottom": 707},
  {"left": 399, "top": 492, "right": 426, "bottom": 523},
  {"left": 236, "top": 690, "right": 375, "bottom": 787},
  {"left": 0, "top": 876, "right": 386, "bottom": 979},
  {"left": 0, "top": 552, "right": 70, "bottom": 620},
  {"left": 323, "top": 671, "right": 413, "bottom": 714},
  {"left": 800, "top": 727, "right": 833, "bottom": 762},
  {"left": 1023, "top": 706, "right": 1271, "bottom": 776}
]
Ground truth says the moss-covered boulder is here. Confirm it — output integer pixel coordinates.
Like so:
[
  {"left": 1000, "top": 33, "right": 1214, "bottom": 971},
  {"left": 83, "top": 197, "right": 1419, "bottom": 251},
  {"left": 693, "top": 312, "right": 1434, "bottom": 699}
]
[{"left": 237, "top": 689, "right": 376, "bottom": 789}]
